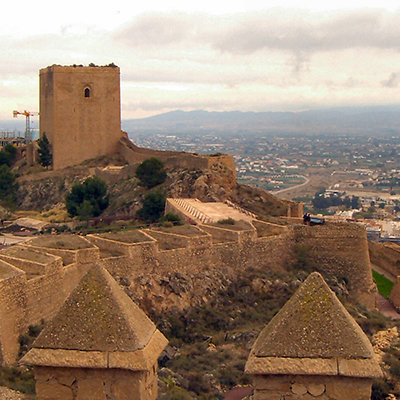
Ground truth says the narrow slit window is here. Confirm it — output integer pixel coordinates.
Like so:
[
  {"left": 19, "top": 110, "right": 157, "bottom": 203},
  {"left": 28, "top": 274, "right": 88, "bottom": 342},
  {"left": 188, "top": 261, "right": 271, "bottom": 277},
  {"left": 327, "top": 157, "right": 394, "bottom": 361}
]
[{"left": 84, "top": 88, "right": 90, "bottom": 98}]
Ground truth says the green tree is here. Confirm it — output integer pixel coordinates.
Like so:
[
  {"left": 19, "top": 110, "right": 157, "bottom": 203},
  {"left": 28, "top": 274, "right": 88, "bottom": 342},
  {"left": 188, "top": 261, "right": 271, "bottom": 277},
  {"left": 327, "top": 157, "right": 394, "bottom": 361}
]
[
  {"left": 0, "top": 144, "right": 17, "bottom": 167},
  {"left": 4, "top": 144, "right": 16, "bottom": 163},
  {"left": 135, "top": 157, "right": 167, "bottom": 189},
  {"left": 65, "top": 176, "right": 109, "bottom": 219},
  {"left": 37, "top": 133, "right": 52, "bottom": 168},
  {"left": 0, "top": 164, "right": 18, "bottom": 209},
  {"left": 136, "top": 190, "right": 166, "bottom": 222}
]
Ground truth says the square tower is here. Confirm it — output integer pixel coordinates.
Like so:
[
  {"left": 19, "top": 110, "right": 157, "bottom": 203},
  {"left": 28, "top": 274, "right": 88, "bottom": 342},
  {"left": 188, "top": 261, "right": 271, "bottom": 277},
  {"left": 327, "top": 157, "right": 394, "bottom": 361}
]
[{"left": 39, "top": 65, "right": 122, "bottom": 170}]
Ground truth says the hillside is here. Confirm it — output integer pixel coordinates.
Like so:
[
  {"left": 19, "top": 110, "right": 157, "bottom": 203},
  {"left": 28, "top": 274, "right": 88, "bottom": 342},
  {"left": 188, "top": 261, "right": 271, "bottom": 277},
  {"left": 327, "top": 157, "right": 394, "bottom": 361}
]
[{"left": 15, "top": 158, "right": 290, "bottom": 220}]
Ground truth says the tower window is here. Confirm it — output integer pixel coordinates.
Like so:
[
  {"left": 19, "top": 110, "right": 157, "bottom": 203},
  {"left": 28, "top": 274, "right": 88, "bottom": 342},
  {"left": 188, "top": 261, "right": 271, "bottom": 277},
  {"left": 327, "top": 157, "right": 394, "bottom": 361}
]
[{"left": 84, "top": 87, "right": 90, "bottom": 98}]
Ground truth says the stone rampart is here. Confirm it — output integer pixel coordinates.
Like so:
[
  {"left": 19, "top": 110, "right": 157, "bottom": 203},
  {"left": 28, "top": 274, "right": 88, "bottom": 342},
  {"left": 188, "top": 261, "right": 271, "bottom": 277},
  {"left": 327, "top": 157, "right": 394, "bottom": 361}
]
[
  {"left": 24, "top": 241, "right": 100, "bottom": 267},
  {"left": 293, "top": 223, "right": 376, "bottom": 308},
  {"left": 0, "top": 220, "right": 377, "bottom": 365},
  {"left": 144, "top": 230, "right": 191, "bottom": 250},
  {"left": 252, "top": 220, "right": 289, "bottom": 237},
  {"left": 0, "top": 253, "right": 91, "bottom": 365},
  {"left": 118, "top": 136, "right": 236, "bottom": 177},
  {"left": 144, "top": 229, "right": 212, "bottom": 251},
  {"left": 390, "top": 276, "right": 400, "bottom": 310},
  {"left": 87, "top": 235, "right": 135, "bottom": 257},
  {"left": 25, "top": 270, "right": 65, "bottom": 326},
  {"left": 199, "top": 225, "right": 243, "bottom": 243},
  {"left": 99, "top": 256, "right": 133, "bottom": 277},
  {"left": 0, "top": 267, "right": 27, "bottom": 365},
  {"left": 369, "top": 241, "right": 400, "bottom": 278}
]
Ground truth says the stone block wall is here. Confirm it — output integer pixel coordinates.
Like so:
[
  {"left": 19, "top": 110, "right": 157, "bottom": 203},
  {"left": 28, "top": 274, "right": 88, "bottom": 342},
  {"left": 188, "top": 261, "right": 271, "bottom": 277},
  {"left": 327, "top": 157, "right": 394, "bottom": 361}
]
[
  {"left": 252, "top": 375, "right": 372, "bottom": 400},
  {"left": 293, "top": 223, "right": 376, "bottom": 308},
  {"left": 0, "top": 254, "right": 47, "bottom": 278},
  {"left": 0, "top": 254, "right": 62, "bottom": 279},
  {"left": 34, "top": 366, "right": 158, "bottom": 400},
  {"left": 0, "top": 271, "right": 27, "bottom": 364},
  {"left": 390, "top": 276, "right": 400, "bottom": 310},
  {"left": 369, "top": 241, "right": 400, "bottom": 278},
  {"left": 252, "top": 220, "right": 288, "bottom": 237},
  {"left": 86, "top": 235, "right": 134, "bottom": 257},
  {"left": 0, "top": 259, "right": 91, "bottom": 365},
  {"left": 99, "top": 256, "right": 133, "bottom": 278},
  {"left": 199, "top": 225, "right": 242, "bottom": 243},
  {"left": 25, "top": 270, "right": 66, "bottom": 326},
  {"left": 0, "top": 220, "right": 377, "bottom": 365},
  {"left": 40, "top": 65, "right": 123, "bottom": 170}
]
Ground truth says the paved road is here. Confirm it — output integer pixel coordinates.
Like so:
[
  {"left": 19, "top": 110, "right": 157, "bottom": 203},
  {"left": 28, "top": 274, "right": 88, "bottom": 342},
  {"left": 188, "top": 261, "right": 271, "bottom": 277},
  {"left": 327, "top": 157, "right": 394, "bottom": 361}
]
[{"left": 271, "top": 175, "right": 310, "bottom": 196}]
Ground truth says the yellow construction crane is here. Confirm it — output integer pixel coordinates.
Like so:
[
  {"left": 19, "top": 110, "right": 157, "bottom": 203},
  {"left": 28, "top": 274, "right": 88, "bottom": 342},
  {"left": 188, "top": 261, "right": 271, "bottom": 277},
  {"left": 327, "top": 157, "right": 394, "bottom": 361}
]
[{"left": 13, "top": 110, "right": 39, "bottom": 144}]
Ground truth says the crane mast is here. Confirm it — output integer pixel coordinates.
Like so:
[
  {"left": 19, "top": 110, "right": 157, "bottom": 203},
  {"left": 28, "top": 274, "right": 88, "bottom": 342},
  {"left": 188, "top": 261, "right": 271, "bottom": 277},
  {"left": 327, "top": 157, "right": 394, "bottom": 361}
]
[{"left": 13, "top": 110, "right": 38, "bottom": 144}]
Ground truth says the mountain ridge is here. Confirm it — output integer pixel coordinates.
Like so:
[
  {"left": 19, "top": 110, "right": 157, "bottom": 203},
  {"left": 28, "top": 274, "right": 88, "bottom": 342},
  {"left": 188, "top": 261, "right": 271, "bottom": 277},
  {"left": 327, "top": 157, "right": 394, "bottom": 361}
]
[{"left": 121, "top": 106, "right": 400, "bottom": 136}]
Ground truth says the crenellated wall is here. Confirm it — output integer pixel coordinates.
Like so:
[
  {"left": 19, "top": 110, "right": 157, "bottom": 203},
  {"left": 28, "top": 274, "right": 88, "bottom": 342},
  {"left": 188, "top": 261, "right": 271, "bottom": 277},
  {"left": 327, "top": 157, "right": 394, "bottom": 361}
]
[{"left": 0, "top": 220, "right": 377, "bottom": 365}]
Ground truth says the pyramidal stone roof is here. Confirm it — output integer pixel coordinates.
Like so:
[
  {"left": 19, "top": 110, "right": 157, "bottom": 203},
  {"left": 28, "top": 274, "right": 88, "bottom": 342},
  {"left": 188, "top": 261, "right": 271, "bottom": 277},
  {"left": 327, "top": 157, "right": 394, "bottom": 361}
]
[
  {"left": 33, "top": 265, "right": 156, "bottom": 352},
  {"left": 21, "top": 265, "right": 168, "bottom": 371},
  {"left": 246, "top": 272, "right": 382, "bottom": 378}
]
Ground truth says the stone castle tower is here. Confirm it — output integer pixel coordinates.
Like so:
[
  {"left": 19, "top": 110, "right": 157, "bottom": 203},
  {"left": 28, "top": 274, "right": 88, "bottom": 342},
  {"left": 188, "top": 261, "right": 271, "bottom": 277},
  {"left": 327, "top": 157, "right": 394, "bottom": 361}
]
[{"left": 39, "top": 65, "right": 123, "bottom": 170}]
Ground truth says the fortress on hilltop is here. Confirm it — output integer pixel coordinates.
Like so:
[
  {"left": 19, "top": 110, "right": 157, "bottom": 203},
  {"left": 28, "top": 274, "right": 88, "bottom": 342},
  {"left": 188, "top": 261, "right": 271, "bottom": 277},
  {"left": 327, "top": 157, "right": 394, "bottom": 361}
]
[
  {"left": 38, "top": 64, "right": 240, "bottom": 176},
  {"left": 0, "top": 64, "right": 388, "bottom": 398}
]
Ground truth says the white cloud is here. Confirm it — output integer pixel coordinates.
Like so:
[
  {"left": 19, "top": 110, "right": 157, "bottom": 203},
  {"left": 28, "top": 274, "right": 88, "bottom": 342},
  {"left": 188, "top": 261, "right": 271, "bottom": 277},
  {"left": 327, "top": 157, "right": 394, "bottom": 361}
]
[{"left": 2, "top": 8, "right": 400, "bottom": 119}]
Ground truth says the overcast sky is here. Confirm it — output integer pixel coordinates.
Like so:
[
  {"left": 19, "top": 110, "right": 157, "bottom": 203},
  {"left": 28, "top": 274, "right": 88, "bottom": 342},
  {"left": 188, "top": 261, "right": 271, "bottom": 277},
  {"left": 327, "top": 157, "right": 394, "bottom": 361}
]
[{"left": 2, "top": 0, "right": 400, "bottom": 123}]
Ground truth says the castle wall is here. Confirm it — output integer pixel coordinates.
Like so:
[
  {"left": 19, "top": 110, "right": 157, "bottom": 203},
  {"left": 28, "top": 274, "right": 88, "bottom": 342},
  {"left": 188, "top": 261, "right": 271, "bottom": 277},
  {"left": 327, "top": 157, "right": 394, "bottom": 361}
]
[
  {"left": 369, "top": 241, "right": 400, "bottom": 278},
  {"left": 25, "top": 270, "right": 65, "bottom": 326},
  {"left": 118, "top": 136, "right": 237, "bottom": 177},
  {"left": 0, "top": 221, "right": 377, "bottom": 365},
  {"left": 40, "top": 65, "right": 122, "bottom": 170},
  {"left": 252, "top": 375, "right": 372, "bottom": 400},
  {"left": 34, "top": 365, "right": 158, "bottom": 400},
  {"left": 0, "top": 254, "right": 47, "bottom": 278},
  {"left": 99, "top": 256, "right": 133, "bottom": 277},
  {"left": 0, "top": 271, "right": 27, "bottom": 364},
  {"left": 390, "top": 276, "right": 400, "bottom": 310},
  {"left": 143, "top": 229, "right": 212, "bottom": 251},
  {"left": 293, "top": 223, "right": 376, "bottom": 308}
]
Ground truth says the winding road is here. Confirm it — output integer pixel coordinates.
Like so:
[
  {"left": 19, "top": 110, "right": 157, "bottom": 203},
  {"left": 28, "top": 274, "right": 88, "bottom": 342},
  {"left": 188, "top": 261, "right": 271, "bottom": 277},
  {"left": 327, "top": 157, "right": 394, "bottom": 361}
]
[{"left": 271, "top": 175, "right": 310, "bottom": 196}]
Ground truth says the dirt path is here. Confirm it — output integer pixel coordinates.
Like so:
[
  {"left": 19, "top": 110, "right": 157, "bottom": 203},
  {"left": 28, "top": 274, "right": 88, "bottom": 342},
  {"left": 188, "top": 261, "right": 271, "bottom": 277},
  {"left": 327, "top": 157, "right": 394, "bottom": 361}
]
[
  {"left": 377, "top": 295, "right": 400, "bottom": 320},
  {"left": 371, "top": 264, "right": 400, "bottom": 319},
  {"left": 372, "top": 263, "right": 397, "bottom": 282}
]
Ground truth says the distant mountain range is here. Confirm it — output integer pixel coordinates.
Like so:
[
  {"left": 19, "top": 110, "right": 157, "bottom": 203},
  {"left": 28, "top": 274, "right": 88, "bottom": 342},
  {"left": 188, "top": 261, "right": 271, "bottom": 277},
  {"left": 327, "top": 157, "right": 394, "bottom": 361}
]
[
  {"left": 122, "top": 106, "right": 400, "bottom": 136},
  {"left": 2, "top": 106, "right": 400, "bottom": 137}
]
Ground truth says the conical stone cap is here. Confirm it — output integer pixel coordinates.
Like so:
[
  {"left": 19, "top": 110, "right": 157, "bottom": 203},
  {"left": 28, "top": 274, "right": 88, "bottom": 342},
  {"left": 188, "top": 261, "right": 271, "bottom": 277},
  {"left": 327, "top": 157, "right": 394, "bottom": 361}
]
[
  {"left": 33, "top": 265, "right": 155, "bottom": 352},
  {"left": 246, "top": 272, "right": 382, "bottom": 378},
  {"left": 21, "top": 265, "right": 168, "bottom": 371}
]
